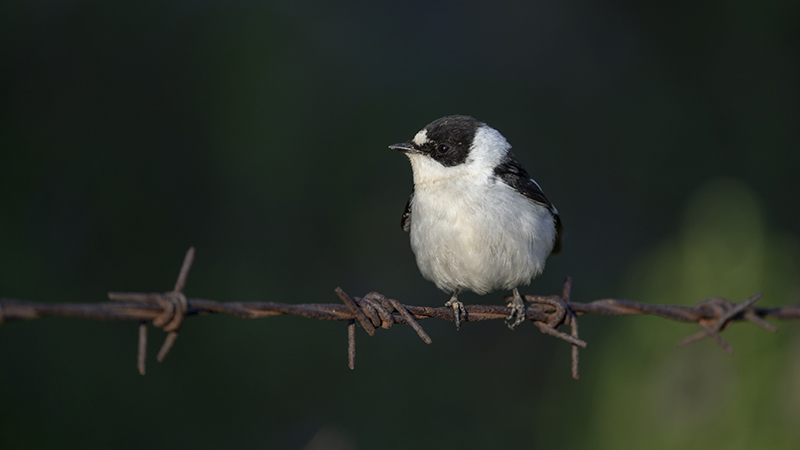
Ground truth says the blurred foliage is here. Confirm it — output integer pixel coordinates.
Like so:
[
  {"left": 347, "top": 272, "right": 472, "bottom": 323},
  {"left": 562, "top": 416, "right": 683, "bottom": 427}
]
[
  {"left": 1, "top": 0, "right": 799, "bottom": 449},
  {"left": 587, "top": 179, "right": 800, "bottom": 449}
]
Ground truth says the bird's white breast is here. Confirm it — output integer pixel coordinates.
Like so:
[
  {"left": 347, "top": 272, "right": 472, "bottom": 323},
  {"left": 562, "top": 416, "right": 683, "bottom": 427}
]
[{"left": 407, "top": 167, "right": 556, "bottom": 295}]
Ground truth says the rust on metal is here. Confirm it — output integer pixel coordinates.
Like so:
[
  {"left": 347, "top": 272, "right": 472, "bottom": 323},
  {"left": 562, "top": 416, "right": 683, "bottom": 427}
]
[{"left": 1, "top": 248, "right": 798, "bottom": 379}]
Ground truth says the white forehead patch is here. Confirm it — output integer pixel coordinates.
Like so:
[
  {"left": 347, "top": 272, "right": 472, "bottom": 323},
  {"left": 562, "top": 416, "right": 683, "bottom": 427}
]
[{"left": 413, "top": 129, "right": 429, "bottom": 146}]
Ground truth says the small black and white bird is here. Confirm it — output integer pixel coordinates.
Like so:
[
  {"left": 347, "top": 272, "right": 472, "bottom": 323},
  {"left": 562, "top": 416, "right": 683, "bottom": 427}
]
[{"left": 390, "top": 115, "right": 562, "bottom": 329}]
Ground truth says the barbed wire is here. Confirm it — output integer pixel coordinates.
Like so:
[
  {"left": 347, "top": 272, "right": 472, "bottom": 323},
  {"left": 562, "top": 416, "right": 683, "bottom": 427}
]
[{"left": 1, "top": 247, "right": 798, "bottom": 379}]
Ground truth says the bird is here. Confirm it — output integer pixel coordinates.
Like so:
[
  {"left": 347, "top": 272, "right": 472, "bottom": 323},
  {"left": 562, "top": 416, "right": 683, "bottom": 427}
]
[{"left": 389, "top": 115, "right": 562, "bottom": 330}]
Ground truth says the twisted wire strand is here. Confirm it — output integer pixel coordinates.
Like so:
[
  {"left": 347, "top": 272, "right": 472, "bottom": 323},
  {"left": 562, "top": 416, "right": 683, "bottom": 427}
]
[{"left": 2, "top": 248, "right": 798, "bottom": 379}]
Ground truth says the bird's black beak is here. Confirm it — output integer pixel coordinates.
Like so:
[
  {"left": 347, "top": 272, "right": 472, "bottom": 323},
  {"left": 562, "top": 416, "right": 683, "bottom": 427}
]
[{"left": 389, "top": 142, "right": 423, "bottom": 154}]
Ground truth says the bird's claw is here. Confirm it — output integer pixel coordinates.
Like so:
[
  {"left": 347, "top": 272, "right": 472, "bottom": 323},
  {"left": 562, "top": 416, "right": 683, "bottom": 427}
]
[
  {"left": 506, "top": 293, "right": 527, "bottom": 330},
  {"left": 445, "top": 298, "right": 467, "bottom": 331}
]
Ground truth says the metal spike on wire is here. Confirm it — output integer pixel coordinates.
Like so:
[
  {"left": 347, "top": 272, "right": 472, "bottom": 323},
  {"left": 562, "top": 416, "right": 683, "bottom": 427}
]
[
  {"left": 106, "top": 247, "right": 195, "bottom": 374},
  {"left": 1, "top": 248, "right": 799, "bottom": 379}
]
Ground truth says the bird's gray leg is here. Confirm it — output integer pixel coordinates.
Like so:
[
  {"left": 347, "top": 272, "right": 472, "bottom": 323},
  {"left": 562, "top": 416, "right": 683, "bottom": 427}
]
[
  {"left": 506, "top": 288, "right": 527, "bottom": 329},
  {"left": 444, "top": 288, "right": 467, "bottom": 331}
]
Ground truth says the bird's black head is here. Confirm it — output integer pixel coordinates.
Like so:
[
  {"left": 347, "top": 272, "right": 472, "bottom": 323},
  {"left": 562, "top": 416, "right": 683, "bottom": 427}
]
[{"left": 389, "top": 115, "right": 483, "bottom": 167}]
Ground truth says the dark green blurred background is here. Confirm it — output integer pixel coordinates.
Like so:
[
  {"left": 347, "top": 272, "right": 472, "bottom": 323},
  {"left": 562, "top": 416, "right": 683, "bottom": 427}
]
[{"left": 1, "top": 1, "right": 799, "bottom": 449}]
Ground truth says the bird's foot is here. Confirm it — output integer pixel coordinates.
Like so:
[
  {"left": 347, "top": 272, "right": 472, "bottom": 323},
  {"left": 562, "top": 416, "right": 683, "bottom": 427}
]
[
  {"left": 445, "top": 297, "right": 467, "bottom": 331},
  {"left": 506, "top": 289, "right": 527, "bottom": 330}
]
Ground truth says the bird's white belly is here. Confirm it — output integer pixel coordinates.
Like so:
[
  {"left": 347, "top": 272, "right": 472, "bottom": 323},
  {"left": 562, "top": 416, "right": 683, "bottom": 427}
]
[{"left": 409, "top": 176, "right": 555, "bottom": 295}]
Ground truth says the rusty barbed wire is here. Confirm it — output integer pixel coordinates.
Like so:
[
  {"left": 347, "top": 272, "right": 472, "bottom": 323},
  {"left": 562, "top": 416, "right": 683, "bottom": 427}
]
[{"left": 1, "top": 247, "right": 798, "bottom": 379}]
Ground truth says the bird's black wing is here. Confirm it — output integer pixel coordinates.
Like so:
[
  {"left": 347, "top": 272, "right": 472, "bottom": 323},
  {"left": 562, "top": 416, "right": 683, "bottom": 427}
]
[
  {"left": 401, "top": 188, "right": 413, "bottom": 232},
  {"left": 494, "top": 152, "right": 563, "bottom": 254}
]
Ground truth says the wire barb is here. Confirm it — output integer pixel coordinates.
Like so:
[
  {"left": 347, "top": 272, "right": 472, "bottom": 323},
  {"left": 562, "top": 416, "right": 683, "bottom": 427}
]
[
  {"left": 336, "top": 288, "right": 375, "bottom": 336},
  {"left": 675, "top": 293, "right": 769, "bottom": 354},
  {"left": 137, "top": 321, "right": 147, "bottom": 375},
  {"left": 1, "top": 248, "right": 798, "bottom": 378},
  {"left": 347, "top": 319, "right": 356, "bottom": 370},
  {"left": 562, "top": 276, "right": 580, "bottom": 380},
  {"left": 107, "top": 247, "right": 195, "bottom": 374}
]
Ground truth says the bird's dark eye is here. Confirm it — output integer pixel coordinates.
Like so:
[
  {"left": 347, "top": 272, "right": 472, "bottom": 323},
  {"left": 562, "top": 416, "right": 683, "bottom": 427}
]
[{"left": 437, "top": 144, "right": 450, "bottom": 154}]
